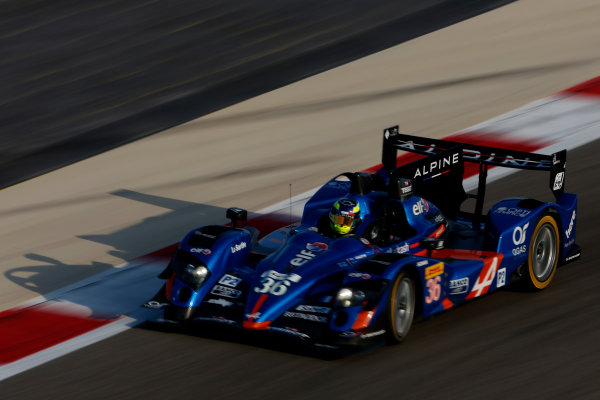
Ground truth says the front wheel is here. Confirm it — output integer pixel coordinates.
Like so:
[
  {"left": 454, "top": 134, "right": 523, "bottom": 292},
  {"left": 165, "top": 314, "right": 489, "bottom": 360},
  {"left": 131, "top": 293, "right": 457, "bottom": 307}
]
[
  {"left": 385, "top": 272, "right": 416, "bottom": 344},
  {"left": 525, "top": 215, "right": 559, "bottom": 290}
]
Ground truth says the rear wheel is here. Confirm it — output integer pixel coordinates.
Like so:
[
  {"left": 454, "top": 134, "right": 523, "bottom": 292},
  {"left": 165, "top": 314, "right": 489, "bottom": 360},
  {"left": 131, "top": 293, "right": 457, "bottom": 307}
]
[
  {"left": 385, "top": 272, "right": 416, "bottom": 344},
  {"left": 525, "top": 215, "right": 559, "bottom": 290}
]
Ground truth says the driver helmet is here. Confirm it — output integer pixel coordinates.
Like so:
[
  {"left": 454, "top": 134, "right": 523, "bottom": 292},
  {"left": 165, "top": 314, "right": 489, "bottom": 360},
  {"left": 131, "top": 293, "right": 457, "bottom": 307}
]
[{"left": 329, "top": 198, "right": 361, "bottom": 235}]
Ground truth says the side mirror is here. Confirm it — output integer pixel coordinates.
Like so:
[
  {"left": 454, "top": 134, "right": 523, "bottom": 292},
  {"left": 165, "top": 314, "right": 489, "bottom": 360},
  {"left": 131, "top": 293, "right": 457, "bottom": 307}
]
[
  {"left": 419, "top": 237, "right": 444, "bottom": 257},
  {"left": 226, "top": 207, "right": 247, "bottom": 228}
]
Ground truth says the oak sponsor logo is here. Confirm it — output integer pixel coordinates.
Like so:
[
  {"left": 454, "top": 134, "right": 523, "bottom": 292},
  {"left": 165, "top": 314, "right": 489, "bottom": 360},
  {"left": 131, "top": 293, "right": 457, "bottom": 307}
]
[
  {"left": 511, "top": 222, "right": 529, "bottom": 256},
  {"left": 512, "top": 222, "right": 529, "bottom": 245}
]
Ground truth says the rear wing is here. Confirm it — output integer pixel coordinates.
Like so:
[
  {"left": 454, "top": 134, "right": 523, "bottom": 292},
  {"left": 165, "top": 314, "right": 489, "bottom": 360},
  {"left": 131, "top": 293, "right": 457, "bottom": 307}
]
[{"left": 381, "top": 126, "right": 567, "bottom": 220}]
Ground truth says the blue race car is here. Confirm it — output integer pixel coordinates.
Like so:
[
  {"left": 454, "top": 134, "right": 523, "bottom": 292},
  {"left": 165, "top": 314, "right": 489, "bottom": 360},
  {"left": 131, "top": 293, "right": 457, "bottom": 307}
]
[{"left": 144, "top": 126, "right": 581, "bottom": 349}]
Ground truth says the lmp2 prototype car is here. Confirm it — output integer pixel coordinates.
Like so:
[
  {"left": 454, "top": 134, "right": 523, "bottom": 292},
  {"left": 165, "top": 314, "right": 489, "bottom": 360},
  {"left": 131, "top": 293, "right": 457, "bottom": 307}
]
[{"left": 144, "top": 126, "right": 580, "bottom": 349}]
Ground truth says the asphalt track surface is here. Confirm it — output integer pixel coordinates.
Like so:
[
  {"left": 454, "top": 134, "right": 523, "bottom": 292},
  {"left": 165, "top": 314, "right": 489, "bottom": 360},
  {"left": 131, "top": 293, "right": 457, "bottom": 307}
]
[
  {"left": 0, "top": 0, "right": 514, "bottom": 188},
  {"left": 3, "top": 142, "right": 599, "bottom": 399},
  {"left": 3, "top": 0, "right": 600, "bottom": 398}
]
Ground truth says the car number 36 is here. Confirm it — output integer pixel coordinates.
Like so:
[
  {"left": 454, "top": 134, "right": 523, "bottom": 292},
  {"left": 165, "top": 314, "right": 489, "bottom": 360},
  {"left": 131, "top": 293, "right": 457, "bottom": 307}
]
[{"left": 254, "top": 277, "right": 291, "bottom": 296}]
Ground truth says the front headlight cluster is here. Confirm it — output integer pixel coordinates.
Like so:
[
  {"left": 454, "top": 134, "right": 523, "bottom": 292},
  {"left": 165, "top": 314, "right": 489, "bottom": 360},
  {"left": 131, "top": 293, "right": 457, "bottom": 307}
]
[
  {"left": 180, "top": 263, "right": 210, "bottom": 291},
  {"left": 335, "top": 287, "right": 367, "bottom": 308}
]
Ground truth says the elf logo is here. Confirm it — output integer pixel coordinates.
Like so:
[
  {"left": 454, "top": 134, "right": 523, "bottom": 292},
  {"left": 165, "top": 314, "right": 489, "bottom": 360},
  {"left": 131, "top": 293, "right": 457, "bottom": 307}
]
[
  {"left": 412, "top": 199, "right": 429, "bottom": 216},
  {"left": 289, "top": 243, "right": 326, "bottom": 267}
]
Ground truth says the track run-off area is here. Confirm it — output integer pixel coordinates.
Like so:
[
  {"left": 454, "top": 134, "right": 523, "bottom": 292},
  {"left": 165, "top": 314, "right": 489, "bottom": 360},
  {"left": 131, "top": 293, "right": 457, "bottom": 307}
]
[{"left": 2, "top": 0, "right": 600, "bottom": 398}]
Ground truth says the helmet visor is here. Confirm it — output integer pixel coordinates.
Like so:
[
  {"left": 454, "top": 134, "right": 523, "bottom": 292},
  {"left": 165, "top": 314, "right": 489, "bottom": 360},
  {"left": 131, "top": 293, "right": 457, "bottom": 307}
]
[{"left": 330, "top": 214, "right": 355, "bottom": 227}]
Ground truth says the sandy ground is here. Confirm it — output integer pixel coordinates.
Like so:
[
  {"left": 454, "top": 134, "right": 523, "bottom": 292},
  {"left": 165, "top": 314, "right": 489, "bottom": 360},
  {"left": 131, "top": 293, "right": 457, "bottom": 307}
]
[{"left": 1, "top": 0, "right": 600, "bottom": 311}]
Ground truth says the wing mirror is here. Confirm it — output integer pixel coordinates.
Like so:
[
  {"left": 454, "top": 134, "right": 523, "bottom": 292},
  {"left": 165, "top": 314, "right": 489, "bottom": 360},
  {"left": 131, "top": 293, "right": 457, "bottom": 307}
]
[
  {"left": 419, "top": 237, "right": 444, "bottom": 257},
  {"left": 226, "top": 207, "right": 247, "bottom": 228}
]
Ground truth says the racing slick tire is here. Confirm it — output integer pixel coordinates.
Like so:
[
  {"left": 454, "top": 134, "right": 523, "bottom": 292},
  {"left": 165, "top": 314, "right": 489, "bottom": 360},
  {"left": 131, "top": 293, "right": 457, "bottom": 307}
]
[
  {"left": 525, "top": 215, "right": 559, "bottom": 290},
  {"left": 385, "top": 272, "right": 416, "bottom": 344}
]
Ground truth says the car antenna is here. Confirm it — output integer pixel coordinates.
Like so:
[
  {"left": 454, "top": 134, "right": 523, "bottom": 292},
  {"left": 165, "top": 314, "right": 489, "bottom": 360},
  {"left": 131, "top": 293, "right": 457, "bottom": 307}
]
[{"left": 289, "top": 183, "right": 293, "bottom": 228}]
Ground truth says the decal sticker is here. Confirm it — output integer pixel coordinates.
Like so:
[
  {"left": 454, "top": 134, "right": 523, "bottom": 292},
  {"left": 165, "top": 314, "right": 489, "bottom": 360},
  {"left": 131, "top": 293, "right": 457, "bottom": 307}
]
[
  {"left": 394, "top": 243, "right": 410, "bottom": 254},
  {"left": 412, "top": 152, "right": 460, "bottom": 179},
  {"left": 432, "top": 213, "right": 445, "bottom": 224},
  {"left": 412, "top": 198, "right": 430, "bottom": 216},
  {"left": 424, "top": 262, "right": 444, "bottom": 279},
  {"left": 497, "top": 268, "right": 506, "bottom": 288},
  {"left": 449, "top": 277, "right": 469, "bottom": 295},
  {"left": 348, "top": 272, "right": 371, "bottom": 280},
  {"left": 360, "top": 330, "right": 386, "bottom": 339},
  {"left": 245, "top": 312, "right": 261, "bottom": 320},
  {"left": 493, "top": 207, "right": 531, "bottom": 218},
  {"left": 270, "top": 327, "right": 309, "bottom": 339},
  {"left": 190, "top": 248, "right": 212, "bottom": 255},
  {"left": 344, "top": 253, "right": 368, "bottom": 265},
  {"left": 512, "top": 222, "right": 530, "bottom": 245},
  {"left": 254, "top": 270, "right": 302, "bottom": 296},
  {"left": 416, "top": 260, "right": 429, "bottom": 267},
  {"left": 207, "top": 298, "right": 233, "bottom": 307},
  {"left": 327, "top": 180, "right": 351, "bottom": 190},
  {"left": 230, "top": 242, "right": 247, "bottom": 254},
  {"left": 283, "top": 311, "right": 328, "bottom": 323},
  {"left": 369, "top": 259, "right": 391, "bottom": 266},
  {"left": 307, "top": 242, "right": 328, "bottom": 251},
  {"left": 565, "top": 252, "right": 579, "bottom": 262},
  {"left": 218, "top": 274, "right": 242, "bottom": 288},
  {"left": 194, "top": 231, "right": 215, "bottom": 238},
  {"left": 425, "top": 275, "right": 442, "bottom": 304},
  {"left": 289, "top": 242, "right": 327, "bottom": 267},
  {"left": 432, "top": 224, "right": 446, "bottom": 238},
  {"left": 553, "top": 172, "right": 564, "bottom": 190},
  {"left": 295, "top": 305, "right": 330, "bottom": 314},
  {"left": 211, "top": 285, "right": 242, "bottom": 299},
  {"left": 565, "top": 211, "right": 576, "bottom": 238},
  {"left": 552, "top": 153, "right": 560, "bottom": 165},
  {"left": 512, "top": 245, "right": 527, "bottom": 256},
  {"left": 144, "top": 300, "right": 169, "bottom": 310},
  {"left": 466, "top": 256, "right": 500, "bottom": 299}
]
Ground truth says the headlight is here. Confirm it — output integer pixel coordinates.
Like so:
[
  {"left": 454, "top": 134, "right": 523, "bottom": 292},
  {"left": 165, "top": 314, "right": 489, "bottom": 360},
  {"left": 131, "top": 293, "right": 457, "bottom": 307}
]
[
  {"left": 335, "top": 288, "right": 366, "bottom": 308},
  {"left": 180, "top": 264, "right": 210, "bottom": 291}
]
